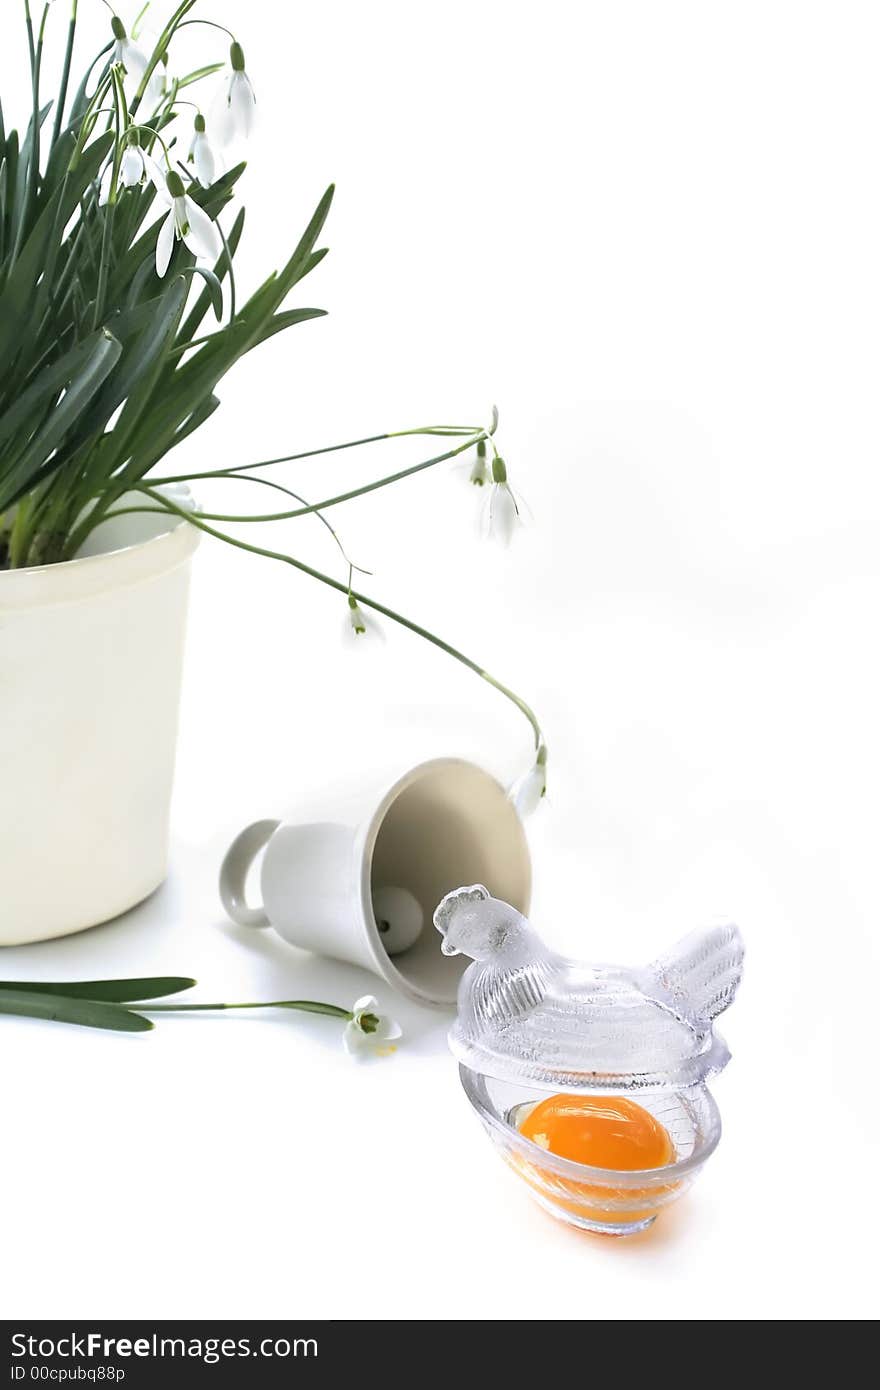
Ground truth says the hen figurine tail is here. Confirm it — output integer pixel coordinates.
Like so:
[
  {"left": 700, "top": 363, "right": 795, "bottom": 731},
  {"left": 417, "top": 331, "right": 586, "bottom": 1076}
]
[{"left": 650, "top": 921, "right": 744, "bottom": 1024}]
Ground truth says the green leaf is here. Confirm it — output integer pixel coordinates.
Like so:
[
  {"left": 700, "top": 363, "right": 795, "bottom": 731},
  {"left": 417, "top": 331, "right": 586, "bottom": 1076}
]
[
  {"left": 190, "top": 160, "right": 248, "bottom": 219},
  {"left": 0, "top": 131, "right": 114, "bottom": 372},
  {"left": 14, "top": 101, "right": 52, "bottom": 224},
  {"left": 182, "top": 264, "right": 224, "bottom": 322},
  {"left": 138, "top": 393, "right": 221, "bottom": 475},
  {"left": 96, "top": 276, "right": 188, "bottom": 480},
  {"left": 107, "top": 162, "right": 246, "bottom": 308},
  {"left": 38, "top": 282, "right": 188, "bottom": 502},
  {"left": 0, "top": 977, "right": 196, "bottom": 1002},
  {"left": 0, "top": 328, "right": 122, "bottom": 512},
  {"left": 135, "top": 190, "right": 333, "bottom": 450},
  {"left": 176, "top": 62, "right": 225, "bottom": 90},
  {"left": 67, "top": 49, "right": 112, "bottom": 129},
  {"left": 253, "top": 307, "right": 327, "bottom": 348},
  {"left": 0, "top": 327, "right": 118, "bottom": 456},
  {"left": 0, "top": 989, "right": 153, "bottom": 1033},
  {"left": 177, "top": 206, "right": 244, "bottom": 344}
]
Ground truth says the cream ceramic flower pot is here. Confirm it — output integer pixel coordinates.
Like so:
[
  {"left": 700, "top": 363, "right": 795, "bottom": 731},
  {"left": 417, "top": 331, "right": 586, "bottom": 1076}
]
[{"left": 0, "top": 501, "right": 199, "bottom": 946}]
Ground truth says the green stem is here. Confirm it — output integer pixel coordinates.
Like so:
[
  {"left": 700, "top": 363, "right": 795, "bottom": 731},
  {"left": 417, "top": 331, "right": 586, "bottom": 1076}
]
[
  {"left": 136, "top": 1000, "right": 352, "bottom": 1018},
  {"left": 135, "top": 486, "right": 543, "bottom": 750},
  {"left": 149, "top": 425, "right": 482, "bottom": 483},
  {"left": 149, "top": 433, "right": 485, "bottom": 523},
  {"left": 91, "top": 71, "right": 124, "bottom": 329},
  {"left": 50, "top": 0, "right": 79, "bottom": 147},
  {"left": 175, "top": 18, "right": 236, "bottom": 41},
  {"left": 168, "top": 471, "right": 371, "bottom": 573},
  {"left": 151, "top": 433, "right": 392, "bottom": 483}
]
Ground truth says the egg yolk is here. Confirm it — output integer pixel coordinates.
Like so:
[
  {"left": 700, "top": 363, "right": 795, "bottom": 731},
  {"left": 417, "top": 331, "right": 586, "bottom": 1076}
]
[{"left": 519, "top": 1094, "right": 674, "bottom": 1171}]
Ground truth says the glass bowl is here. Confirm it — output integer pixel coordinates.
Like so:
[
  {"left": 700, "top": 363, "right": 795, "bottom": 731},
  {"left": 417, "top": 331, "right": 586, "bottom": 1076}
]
[{"left": 460, "top": 1066, "right": 722, "bottom": 1236}]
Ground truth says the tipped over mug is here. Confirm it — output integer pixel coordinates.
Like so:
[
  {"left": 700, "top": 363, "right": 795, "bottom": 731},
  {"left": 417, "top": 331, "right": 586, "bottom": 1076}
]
[{"left": 219, "top": 758, "right": 531, "bottom": 1006}]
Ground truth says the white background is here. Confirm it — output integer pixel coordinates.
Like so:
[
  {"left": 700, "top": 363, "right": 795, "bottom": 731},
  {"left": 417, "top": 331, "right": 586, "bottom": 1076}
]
[{"left": 2, "top": 0, "right": 878, "bottom": 1321}]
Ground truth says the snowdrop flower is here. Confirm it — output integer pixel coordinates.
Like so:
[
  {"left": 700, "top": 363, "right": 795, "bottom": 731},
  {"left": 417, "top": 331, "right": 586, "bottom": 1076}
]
[
  {"left": 110, "top": 16, "right": 148, "bottom": 84},
  {"left": 509, "top": 745, "right": 548, "bottom": 817},
  {"left": 343, "top": 996, "right": 402, "bottom": 1058},
  {"left": 344, "top": 593, "right": 385, "bottom": 644},
  {"left": 213, "top": 41, "right": 257, "bottom": 144},
  {"left": 98, "top": 137, "right": 162, "bottom": 206},
  {"left": 120, "top": 135, "right": 164, "bottom": 190},
  {"left": 486, "top": 456, "right": 525, "bottom": 545},
  {"left": 155, "top": 170, "right": 223, "bottom": 278},
  {"left": 188, "top": 114, "right": 219, "bottom": 188},
  {"left": 470, "top": 440, "right": 488, "bottom": 487},
  {"left": 347, "top": 594, "right": 368, "bottom": 636}
]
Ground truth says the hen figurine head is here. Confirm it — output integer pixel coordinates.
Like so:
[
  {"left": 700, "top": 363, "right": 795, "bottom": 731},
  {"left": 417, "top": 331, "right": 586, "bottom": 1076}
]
[{"left": 434, "top": 884, "right": 538, "bottom": 963}]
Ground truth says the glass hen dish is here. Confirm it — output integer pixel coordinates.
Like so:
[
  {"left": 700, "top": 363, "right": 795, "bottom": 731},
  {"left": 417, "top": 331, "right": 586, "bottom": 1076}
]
[{"left": 434, "top": 885, "right": 744, "bottom": 1236}]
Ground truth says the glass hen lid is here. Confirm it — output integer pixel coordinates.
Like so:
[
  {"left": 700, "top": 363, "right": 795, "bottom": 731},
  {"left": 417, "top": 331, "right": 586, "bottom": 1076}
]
[{"left": 433, "top": 886, "right": 744, "bottom": 1092}]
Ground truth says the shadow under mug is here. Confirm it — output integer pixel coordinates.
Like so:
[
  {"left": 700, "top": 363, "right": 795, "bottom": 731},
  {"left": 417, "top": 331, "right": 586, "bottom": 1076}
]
[{"left": 219, "top": 758, "right": 532, "bottom": 1006}]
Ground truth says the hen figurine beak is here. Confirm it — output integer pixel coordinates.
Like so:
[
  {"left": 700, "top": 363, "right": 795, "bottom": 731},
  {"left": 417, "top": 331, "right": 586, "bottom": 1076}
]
[{"left": 440, "top": 938, "right": 460, "bottom": 956}]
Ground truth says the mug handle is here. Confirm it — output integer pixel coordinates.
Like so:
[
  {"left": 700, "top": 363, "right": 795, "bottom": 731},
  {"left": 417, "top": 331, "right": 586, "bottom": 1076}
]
[{"left": 219, "top": 819, "right": 281, "bottom": 928}]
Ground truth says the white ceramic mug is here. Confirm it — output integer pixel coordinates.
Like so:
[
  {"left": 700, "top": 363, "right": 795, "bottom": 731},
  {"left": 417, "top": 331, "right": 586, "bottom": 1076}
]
[{"left": 219, "top": 758, "right": 532, "bottom": 1006}]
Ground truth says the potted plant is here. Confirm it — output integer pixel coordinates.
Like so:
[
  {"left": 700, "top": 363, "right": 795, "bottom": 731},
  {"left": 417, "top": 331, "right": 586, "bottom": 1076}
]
[{"left": 0, "top": 0, "right": 545, "bottom": 947}]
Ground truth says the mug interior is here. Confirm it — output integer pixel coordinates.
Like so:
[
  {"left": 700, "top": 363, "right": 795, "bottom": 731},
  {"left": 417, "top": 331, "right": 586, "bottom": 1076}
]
[{"left": 364, "top": 760, "right": 532, "bottom": 1004}]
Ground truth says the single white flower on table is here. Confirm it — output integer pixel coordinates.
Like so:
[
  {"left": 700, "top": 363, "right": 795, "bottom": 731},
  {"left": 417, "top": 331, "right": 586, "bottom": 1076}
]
[
  {"left": 155, "top": 170, "right": 223, "bottom": 279},
  {"left": 343, "top": 996, "right": 402, "bottom": 1058},
  {"left": 509, "top": 744, "right": 548, "bottom": 816},
  {"left": 188, "top": 114, "right": 219, "bottom": 188},
  {"left": 213, "top": 41, "right": 257, "bottom": 144},
  {"left": 110, "top": 16, "right": 148, "bottom": 84},
  {"left": 485, "top": 455, "right": 525, "bottom": 545}
]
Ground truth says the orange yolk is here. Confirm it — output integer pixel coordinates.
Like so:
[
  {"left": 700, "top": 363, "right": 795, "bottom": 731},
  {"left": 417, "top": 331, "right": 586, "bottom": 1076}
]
[{"left": 518, "top": 1094, "right": 674, "bottom": 1171}]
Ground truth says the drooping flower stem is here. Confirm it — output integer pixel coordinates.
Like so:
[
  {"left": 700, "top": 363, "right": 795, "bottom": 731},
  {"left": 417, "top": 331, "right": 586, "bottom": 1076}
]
[
  {"left": 132, "top": 486, "right": 544, "bottom": 751},
  {"left": 142, "top": 432, "right": 488, "bottom": 524},
  {"left": 149, "top": 424, "right": 484, "bottom": 485}
]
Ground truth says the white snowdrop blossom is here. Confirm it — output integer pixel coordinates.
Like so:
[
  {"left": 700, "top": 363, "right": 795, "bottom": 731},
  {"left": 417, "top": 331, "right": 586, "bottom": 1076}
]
[
  {"left": 470, "top": 441, "right": 488, "bottom": 486},
  {"left": 120, "top": 139, "right": 164, "bottom": 190},
  {"left": 155, "top": 170, "right": 223, "bottom": 278},
  {"left": 510, "top": 745, "right": 548, "bottom": 817},
  {"left": 343, "top": 996, "right": 402, "bottom": 1058},
  {"left": 110, "top": 16, "right": 148, "bottom": 84},
  {"left": 486, "top": 456, "right": 524, "bottom": 545},
  {"left": 188, "top": 114, "right": 218, "bottom": 188},
  {"left": 213, "top": 41, "right": 257, "bottom": 144},
  {"left": 347, "top": 594, "right": 367, "bottom": 636},
  {"left": 98, "top": 138, "right": 163, "bottom": 207}
]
